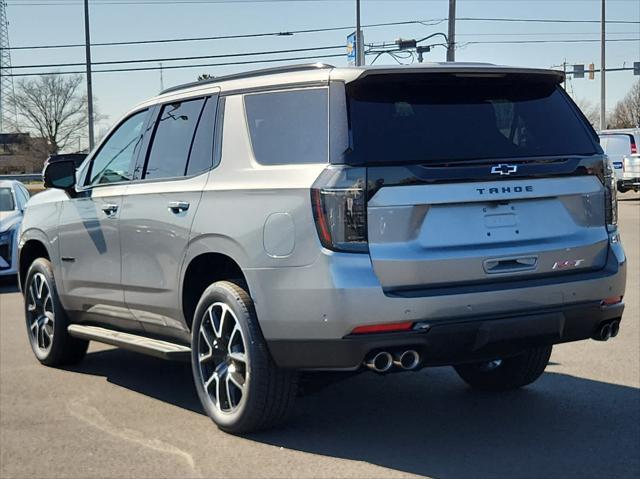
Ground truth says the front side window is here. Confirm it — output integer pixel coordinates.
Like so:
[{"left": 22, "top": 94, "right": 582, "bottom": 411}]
[
  {"left": 88, "top": 109, "right": 148, "bottom": 185},
  {"left": 0, "top": 188, "right": 15, "bottom": 211},
  {"left": 144, "top": 98, "right": 205, "bottom": 180},
  {"left": 245, "top": 88, "right": 328, "bottom": 165}
]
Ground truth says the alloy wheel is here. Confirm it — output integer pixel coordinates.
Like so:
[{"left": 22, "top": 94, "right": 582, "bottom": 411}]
[
  {"left": 26, "top": 272, "right": 55, "bottom": 354},
  {"left": 197, "top": 302, "right": 248, "bottom": 414}
]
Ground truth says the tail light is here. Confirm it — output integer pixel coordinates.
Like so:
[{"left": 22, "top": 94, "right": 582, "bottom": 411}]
[
  {"left": 630, "top": 137, "right": 637, "bottom": 154},
  {"left": 603, "top": 158, "right": 618, "bottom": 231},
  {"left": 311, "top": 166, "right": 368, "bottom": 253}
]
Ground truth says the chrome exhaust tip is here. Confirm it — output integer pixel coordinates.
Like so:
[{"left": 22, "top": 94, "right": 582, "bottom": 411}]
[
  {"left": 364, "top": 351, "right": 393, "bottom": 373},
  {"left": 593, "top": 322, "right": 612, "bottom": 341},
  {"left": 393, "top": 350, "right": 420, "bottom": 370},
  {"left": 610, "top": 320, "right": 620, "bottom": 338}
]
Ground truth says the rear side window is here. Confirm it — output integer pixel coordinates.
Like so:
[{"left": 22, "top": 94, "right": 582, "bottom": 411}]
[
  {"left": 345, "top": 74, "right": 598, "bottom": 164},
  {"left": 245, "top": 89, "right": 328, "bottom": 165},
  {"left": 145, "top": 98, "right": 205, "bottom": 179},
  {"left": 187, "top": 97, "right": 217, "bottom": 176}
]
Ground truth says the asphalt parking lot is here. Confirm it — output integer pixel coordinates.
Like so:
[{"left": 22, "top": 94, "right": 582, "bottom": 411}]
[{"left": 0, "top": 194, "right": 638, "bottom": 479}]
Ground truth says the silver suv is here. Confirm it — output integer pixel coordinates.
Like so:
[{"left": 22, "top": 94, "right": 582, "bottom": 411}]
[{"left": 19, "top": 63, "right": 627, "bottom": 434}]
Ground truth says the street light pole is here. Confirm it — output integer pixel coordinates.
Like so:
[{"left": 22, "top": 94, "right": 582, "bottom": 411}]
[
  {"left": 84, "top": 0, "right": 95, "bottom": 151},
  {"left": 600, "top": 0, "right": 606, "bottom": 131},
  {"left": 447, "top": 0, "right": 456, "bottom": 62},
  {"left": 355, "top": 0, "right": 364, "bottom": 66}
]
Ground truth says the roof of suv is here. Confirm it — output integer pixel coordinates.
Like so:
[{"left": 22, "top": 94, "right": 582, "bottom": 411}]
[{"left": 146, "top": 62, "right": 564, "bottom": 107}]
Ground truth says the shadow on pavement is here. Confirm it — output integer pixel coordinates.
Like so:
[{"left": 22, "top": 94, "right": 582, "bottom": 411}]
[{"left": 69, "top": 348, "right": 639, "bottom": 478}]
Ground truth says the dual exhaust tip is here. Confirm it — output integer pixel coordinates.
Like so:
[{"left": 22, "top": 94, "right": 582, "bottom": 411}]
[
  {"left": 593, "top": 320, "right": 621, "bottom": 341},
  {"left": 365, "top": 349, "right": 420, "bottom": 373}
]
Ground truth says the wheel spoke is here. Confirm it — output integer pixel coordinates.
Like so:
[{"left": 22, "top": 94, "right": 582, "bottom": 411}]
[
  {"left": 228, "top": 370, "right": 245, "bottom": 391},
  {"left": 225, "top": 375, "right": 235, "bottom": 409},
  {"left": 212, "top": 305, "right": 227, "bottom": 339},
  {"left": 228, "top": 351, "right": 246, "bottom": 364},
  {"left": 43, "top": 293, "right": 53, "bottom": 313},
  {"left": 35, "top": 274, "right": 44, "bottom": 300}
]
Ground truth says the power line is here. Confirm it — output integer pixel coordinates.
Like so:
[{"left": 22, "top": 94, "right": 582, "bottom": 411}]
[
  {"left": 7, "top": 36, "right": 638, "bottom": 72},
  {"left": 6, "top": 19, "right": 444, "bottom": 51},
  {"left": 5, "top": 36, "right": 639, "bottom": 73},
  {"left": 5, "top": 44, "right": 344, "bottom": 69},
  {"left": 3, "top": 52, "right": 346, "bottom": 77}
]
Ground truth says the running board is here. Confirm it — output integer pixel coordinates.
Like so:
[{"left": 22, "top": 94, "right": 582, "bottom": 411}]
[{"left": 67, "top": 325, "right": 191, "bottom": 362}]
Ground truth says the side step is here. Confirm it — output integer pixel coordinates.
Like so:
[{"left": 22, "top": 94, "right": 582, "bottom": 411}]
[{"left": 68, "top": 325, "right": 191, "bottom": 362}]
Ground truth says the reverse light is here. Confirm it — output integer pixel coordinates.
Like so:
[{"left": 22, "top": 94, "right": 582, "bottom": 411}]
[
  {"left": 311, "top": 166, "right": 368, "bottom": 253},
  {"left": 351, "top": 321, "right": 414, "bottom": 335},
  {"left": 601, "top": 295, "right": 623, "bottom": 306}
]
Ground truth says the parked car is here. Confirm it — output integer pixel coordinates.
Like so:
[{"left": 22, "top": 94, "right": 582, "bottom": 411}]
[
  {"left": 19, "top": 63, "right": 627, "bottom": 434},
  {"left": 599, "top": 128, "right": 640, "bottom": 192},
  {"left": 0, "top": 180, "right": 29, "bottom": 278}
]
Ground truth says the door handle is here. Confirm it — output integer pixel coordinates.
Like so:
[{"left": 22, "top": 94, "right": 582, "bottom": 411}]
[
  {"left": 101, "top": 204, "right": 119, "bottom": 217},
  {"left": 168, "top": 201, "right": 190, "bottom": 213}
]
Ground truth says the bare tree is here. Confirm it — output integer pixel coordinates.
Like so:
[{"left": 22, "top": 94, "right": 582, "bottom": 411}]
[
  {"left": 575, "top": 98, "right": 600, "bottom": 129},
  {"left": 8, "top": 74, "right": 90, "bottom": 155},
  {"left": 608, "top": 80, "right": 640, "bottom": 129}
]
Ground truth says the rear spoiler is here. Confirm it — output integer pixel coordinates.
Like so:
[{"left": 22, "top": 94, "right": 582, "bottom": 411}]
[{"left": 335, "top": 65, "right": 565, "bottom": 84}]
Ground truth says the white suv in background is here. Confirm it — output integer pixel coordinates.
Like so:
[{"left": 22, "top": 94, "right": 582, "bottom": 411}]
[{"left": 600, "top": 128, "right": 640, "bottom": 192}]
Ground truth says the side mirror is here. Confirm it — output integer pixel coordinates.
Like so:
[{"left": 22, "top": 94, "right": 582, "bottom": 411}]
[{"left": 43, "top": 160, "right": 77, "bottom": 192}]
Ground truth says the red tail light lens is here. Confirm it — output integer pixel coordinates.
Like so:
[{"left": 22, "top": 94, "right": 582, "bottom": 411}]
[
  {"left": 311, "top": 166, "right": 368, "bottom": 253},
  {"left": 603, "top": 158, "right": 618, "bottom": 231},
  {"left": 630, "top": 140, "right": 637, "bottom": 155},
  {"left": 351, "top": 321, "right": 414, "bottom": 334}
]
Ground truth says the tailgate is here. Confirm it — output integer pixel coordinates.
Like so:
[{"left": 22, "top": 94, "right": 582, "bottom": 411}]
[
  {"left": 623, "top": 155, "right": 640, "bottom": 178},
  {"left": 367, "top": 176, "right": 608, "bottom": 291}
]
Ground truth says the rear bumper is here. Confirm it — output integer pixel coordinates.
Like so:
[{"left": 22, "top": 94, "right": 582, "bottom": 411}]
[
  {"left": 268, "top": 301, "right": 625, "bottom": 370},
  {"left": 618, "top": 178, "right": 640, "bottom": 190}
]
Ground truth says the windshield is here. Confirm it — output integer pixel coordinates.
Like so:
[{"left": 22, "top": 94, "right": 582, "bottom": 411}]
[
  {"left": 0, "top": 188, "right": 15, "bottom": 211},
  {"left": 345, "top": 73, "right": 598, "bottom": 165}
]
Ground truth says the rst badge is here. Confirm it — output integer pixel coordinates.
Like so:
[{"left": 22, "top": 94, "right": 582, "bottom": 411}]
[{"left": 552, "top": 259, "right": 585, "bottom": 270}]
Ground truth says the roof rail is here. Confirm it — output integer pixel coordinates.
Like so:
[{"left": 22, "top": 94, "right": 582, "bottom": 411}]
[{"left": 160, "top": 63, "right": 335, "bottom": 95}]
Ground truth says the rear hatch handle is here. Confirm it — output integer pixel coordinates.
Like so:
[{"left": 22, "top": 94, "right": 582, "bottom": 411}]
[{"left": 484, "top": 256, "right": 538, "bottom": 274}]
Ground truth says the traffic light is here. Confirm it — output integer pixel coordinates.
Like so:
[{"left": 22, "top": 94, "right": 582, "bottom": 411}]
[
  {"left": 634, "top": 62, "right": 640, "bottom": 76},
  {"left": 588, "top": 63, "right": 595, "bottom": 80},
  {"left": 573, "top": 64, "right": 584, "bottom": 79}
]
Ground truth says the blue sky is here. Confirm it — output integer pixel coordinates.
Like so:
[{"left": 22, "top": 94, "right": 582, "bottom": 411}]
[{"left": 6, "top": 0, "right": 640, "bottom": 145}]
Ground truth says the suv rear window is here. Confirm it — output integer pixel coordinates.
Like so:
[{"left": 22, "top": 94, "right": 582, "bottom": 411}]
[
  {"left": 600, "top": 134, "right": 632, "bottom": 156},
  {"left": 345, "top": 73, "right": 598, "bottom": 165},
  {"left": 245, "top": 89, "right": 328, "bottom": 165}
]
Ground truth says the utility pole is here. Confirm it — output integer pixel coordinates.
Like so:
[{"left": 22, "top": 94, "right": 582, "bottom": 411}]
[
  {"left": 355, "top": 0, "right": 364, "bottom": 66},
  {"left": 446, "top": 0, "right": 456, "bottom": 62},
  {"left": 0, "top": 0, "right": 17, "bottom": 132},
  {"left": 600, "top": 0, "right": 606, "bottom": 131},
  {"left": 159, "top": 63, "right": 164, "bottom": 91},
  {"left": 84, "top": 0, "right": 95, "bottom": 150}
]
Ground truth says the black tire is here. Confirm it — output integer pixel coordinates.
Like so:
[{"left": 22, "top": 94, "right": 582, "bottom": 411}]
[
  {"left": 23, "top": 258, "right": 89, "bottom": 366},
  {"left": 190, "top": 280, "right": 297, "bottom": 434},
  {"left": 454, "top": 345, "right": 552, "bottom": 391}
]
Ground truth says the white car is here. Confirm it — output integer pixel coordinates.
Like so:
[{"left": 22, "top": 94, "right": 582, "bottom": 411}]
[
  {"left": 0, "top": 180, "right": 30, "bottom": 277},
  {"left": 600, "top": 128, "right": 640, "bottom": 192}
]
